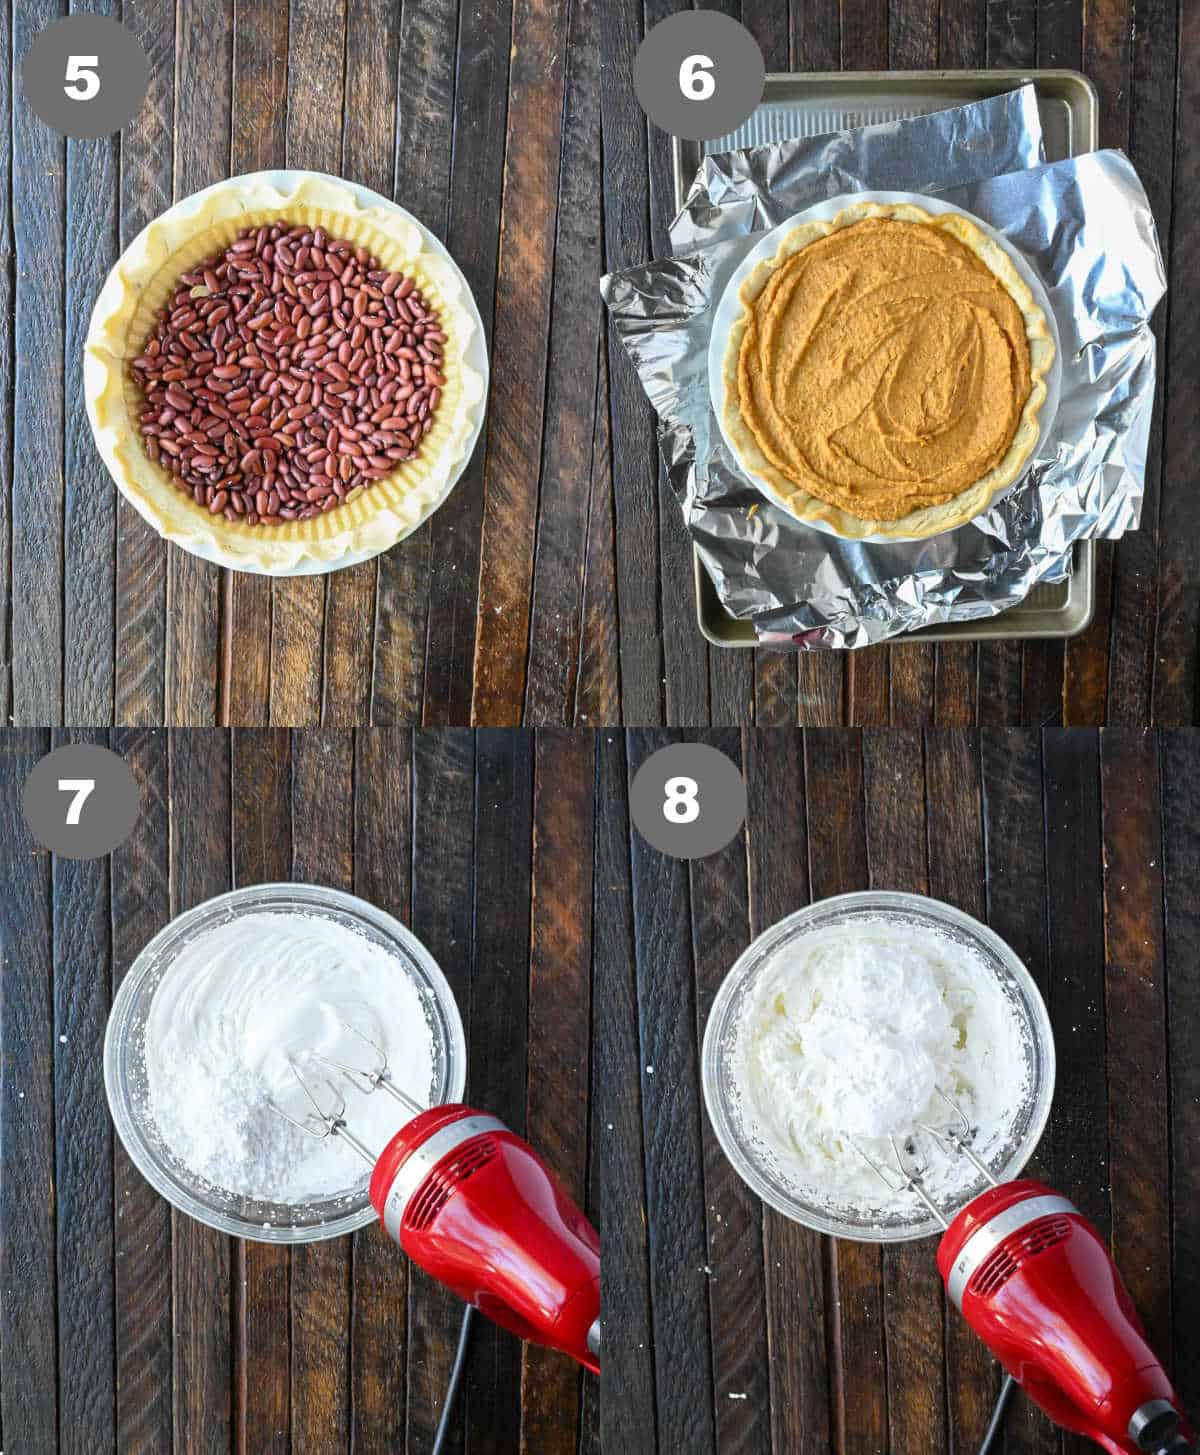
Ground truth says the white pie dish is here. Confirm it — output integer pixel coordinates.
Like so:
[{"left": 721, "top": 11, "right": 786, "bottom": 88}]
[{"left": 84, "top": 170, "right": 489, "bottom": 576}]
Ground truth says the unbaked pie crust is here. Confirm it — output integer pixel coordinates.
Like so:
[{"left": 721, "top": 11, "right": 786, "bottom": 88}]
[
  {"left": 84, "top": 171, "right": 485, "bottom": 572},
  {"left": 721, "top": 201, "right": 1055, "bottom": 541}
]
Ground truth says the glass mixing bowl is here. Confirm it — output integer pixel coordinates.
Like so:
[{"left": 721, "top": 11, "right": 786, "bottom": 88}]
[
  {"left": 105, "top": 883, "right": 467, "bottom": 1243},
  {"left": 702, "top": 891, "right": 1056, "bottom": 1242}
]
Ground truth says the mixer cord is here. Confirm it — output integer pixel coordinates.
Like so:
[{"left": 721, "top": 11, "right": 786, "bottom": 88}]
[
  {"left": 431, "top": 1304, "right": 477, "bottom": 1455},
  {"left": 977, "top": 1373, "right": 1017, "bottom": 1455}
]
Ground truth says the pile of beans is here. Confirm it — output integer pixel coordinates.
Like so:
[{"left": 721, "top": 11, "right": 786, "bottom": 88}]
[{"left": 130, "top": 222, "right": 446, "bottom": 526}]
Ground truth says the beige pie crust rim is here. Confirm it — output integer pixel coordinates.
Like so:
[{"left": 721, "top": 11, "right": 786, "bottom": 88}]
[
  {"left": 720, "top": 201, "right": 1056, "bottom": 541},
  {"left": 84, "top": 171, "right": 486, "bottom": 573}
]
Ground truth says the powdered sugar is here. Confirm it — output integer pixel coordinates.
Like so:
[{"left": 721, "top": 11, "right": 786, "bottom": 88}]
[{"left": 144, "top": 910, "right": 437, "bottom": 1205}]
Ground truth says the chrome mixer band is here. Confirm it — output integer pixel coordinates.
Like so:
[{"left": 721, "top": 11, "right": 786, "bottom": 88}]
[
  {"left": 380, "top": 1114, "right": 507, "bottom": 1242},
  {"left": 945, "top": 1194, "right": 1076, "bottom": 1310}
]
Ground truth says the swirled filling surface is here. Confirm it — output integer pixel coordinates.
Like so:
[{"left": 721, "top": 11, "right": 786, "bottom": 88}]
[{"left": 736, "top": 218, "right": 1032, "bottom": 521}]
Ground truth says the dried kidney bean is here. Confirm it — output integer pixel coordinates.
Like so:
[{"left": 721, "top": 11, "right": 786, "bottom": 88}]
[{"left": 130, "top": 222, "right": 445, "bottom": 526}]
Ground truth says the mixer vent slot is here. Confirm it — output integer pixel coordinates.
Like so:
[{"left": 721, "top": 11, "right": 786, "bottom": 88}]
[
  {"left": 407, "top": 1139, "right": 499, "bottom": 1231},
  {"left": 971, "top": 1217, "right": 1072, "bottom": 1297}
]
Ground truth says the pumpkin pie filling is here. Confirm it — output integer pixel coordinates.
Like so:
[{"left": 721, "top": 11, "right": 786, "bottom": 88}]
[
  {"left": 726, "top": 208, "right": 1051, "bottom": 534},
  {"left": 737, "top": 217, "right": 1032, "bottom": 520}
]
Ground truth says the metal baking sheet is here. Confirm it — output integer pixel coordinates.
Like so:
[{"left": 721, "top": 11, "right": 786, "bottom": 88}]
[{"left": 672, "top": 69, "right": 1099, "bottom": 648}]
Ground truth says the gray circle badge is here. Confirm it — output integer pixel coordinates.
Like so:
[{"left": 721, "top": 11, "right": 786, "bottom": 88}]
[
  {"left": 22, "top": 744, "right": 140, "bottom": 860},
  {"left": 630, "top": 743, "right": 747, "bottom": 860},
  {"left": 633, "top": 11, "right": 765, "bottom": 142},
  {"left": 21, "top": 15, "right": 150, "bottom": 139}
]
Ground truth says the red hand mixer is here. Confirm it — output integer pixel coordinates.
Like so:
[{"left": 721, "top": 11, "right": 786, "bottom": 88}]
[
  {"left": 862, "top": 1095, "right": 1192, "bottom": 1455},
  {"left": 274, "top": 1029, "right": 600, "bottom": 1374}
]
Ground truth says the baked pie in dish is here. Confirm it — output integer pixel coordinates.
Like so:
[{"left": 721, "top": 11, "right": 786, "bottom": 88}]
[{"left": 721, "top": 201, "right": 1055, "bottom": 541}]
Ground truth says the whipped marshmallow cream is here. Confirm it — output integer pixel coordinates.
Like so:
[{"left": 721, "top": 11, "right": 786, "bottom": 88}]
[{"left": 733, "top": 917, "right": 1032, "bottom": 1219}]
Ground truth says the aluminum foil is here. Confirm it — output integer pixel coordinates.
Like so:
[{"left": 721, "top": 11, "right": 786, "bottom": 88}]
[
  {"left": 670, "top": 84, "right": 1045, "bottom": 252},
  {"left": 601, "top": 88, "right": 1167, "bottom": 647}
]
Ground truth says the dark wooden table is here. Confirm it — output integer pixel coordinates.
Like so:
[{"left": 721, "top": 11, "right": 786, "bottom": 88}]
[
  {"left": 0, "top": 728, "right": 600, "bottom": 1455},
  {"left": 601, "top": 0, "right": 1198, "bottom": 726},
  {"left": 3, "top": 0, "right": 612, "bottom": 729},
  {"left": 6, "top": 2, "right": 1194, "bottom": 729},
  {"left": 603, "top": 727, "right": 1199, "bottom": 1454}
]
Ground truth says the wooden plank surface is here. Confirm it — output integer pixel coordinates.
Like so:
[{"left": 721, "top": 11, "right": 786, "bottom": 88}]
[
  {"left": 625, "top": 728, "right": 716, "bottom": 1452},
  {"left": 745, "top": 732, "right": 831, "bottom": 1455},
  {"left": 231, "top": 727, "right": 293, "bottom": 1455},
  {"left": 166, "top": 2, "right": 232, "bottom": 726},
  {"left": 10, "top": 3, "right": 616, "bottom": 728},
  {"left": 1160, "top": 734, "right": 1200, "bottom": 1417},
  {"left": 598, "top": 0, "right": 666, "bottom": 725},
  {"left": 862, "top": 730, "right": 947, "bottom": 1455},
  {"left": 472, "top": 0, "right": 571, "bottom": 722},
  {"left": 0, "top": 725, "right": 1193, "bottom": 1447},
  {"left": 613, "top": 727, "right": 1196, "bottom": 1453},
  {"left": 522, "top": 730, "right": 594, "bottom": 1453},
  {"left": 0, "top": 728, "right": 598, "bottom": 1451},
  {"left": 5, "top": 1, "right": 1196, "bottom": 725},
  {"left": 289, "top": 729, "right": 354, "bottom": 1454},
  {"left": 319, "top": 5, "right": 397, "bottom": 731},
  {"left": 419, "top": 0, "right": 512, "bottom": 726},
  {"left": 349, "top": 728, "right": 412, "bottom": 1453},
  {"left": 694, "top": 729, "right": 771, "bottom": 1454},
  {"left": 802, "top": 730, "right": 886, "bottom": 1455},
  {"left": 644, "top": 0, "right": 711, "bottom": 730},
  {"left": 1153, "top": 2, "right": 1200, "bottom": 723},
  {"left": 978, "top": 728, "right": 1059, "bottom": 1455},
  {"left": 114, "top": 0, "right": 174, "bottom": 727},
  {"left": 224, "top": 0, "right": 290, "bottom": 727},
  {"left": 596, "top": 0, "right": 1190, "bottom": 727},
  {"left": 924, "top": 732, "right": 997, "bottom": 1447},
  {"left": 0, "top": 0, "right": 14, "bottom": 730},
  {"left": 523, "top": 0, "right": 605, "bottom": 726},
  {"left": 369, "top": 0, "right": 459, "bottom": 726},
  {"left": 0, "top": 730, "right": 57, "bottom": 1452},
  {"left": 63, "top": 3, "right": 121, "bottom": 726},
  {"left": 111, "top": 727, "right": 174, "bottom": 1453},
  {"left": 464, "top": 731, "right": 533, "bottom": 1452},
  {"left": 52, "top": 728, "right": 117, "bottom": 1453},
  {"left": 168, "top": 730, "right": 234, "bottom": 1452},
  {"left": 593, "top": 730, "right": 657, "bottom": 1454},
  {"left": 12, "top": 0, "right": 66, "bottom": 724}
]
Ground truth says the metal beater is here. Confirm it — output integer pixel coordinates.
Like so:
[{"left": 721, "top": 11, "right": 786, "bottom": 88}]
[
  {"left": 852, "top": 1084, "right": 997, "bottom": 1227},
  {"left": 270, "top": 1022, "right": 426, "bottom": 1163}
]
